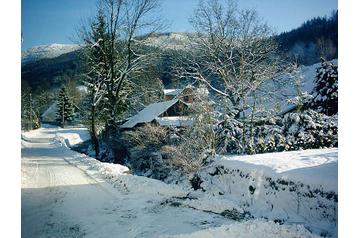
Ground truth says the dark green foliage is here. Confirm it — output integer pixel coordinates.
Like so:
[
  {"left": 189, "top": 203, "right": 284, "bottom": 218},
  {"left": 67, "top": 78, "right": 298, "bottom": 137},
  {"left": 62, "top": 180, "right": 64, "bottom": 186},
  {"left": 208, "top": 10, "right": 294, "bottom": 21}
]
[
  {"left": 310, "top": 58, "right": 338, "bottom": 116},
  {"left": 21, "top": 50, "right": 82, "bottom": 94},
  {"left": 277, "top": 11, "right": 338, "bottom": 64},
  {"left": 21, "top": 91, "right": 40, "bottom": 131},
  {"left": 282, "top": 110, "right": 338, "bottom": 150},
  {"left": 56, "top": 86, "right": 74, "bottom": 127}
]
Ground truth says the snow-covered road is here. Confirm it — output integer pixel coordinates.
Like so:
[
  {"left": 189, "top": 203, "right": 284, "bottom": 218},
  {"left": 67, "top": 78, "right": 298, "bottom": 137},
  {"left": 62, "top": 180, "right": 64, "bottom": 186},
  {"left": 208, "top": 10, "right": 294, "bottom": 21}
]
[
  {"left": 21, "top": 127, "right": 319, "bottom": 238},
  {"left": 21, "top": 128, "right": 235, "bottom": 238}
]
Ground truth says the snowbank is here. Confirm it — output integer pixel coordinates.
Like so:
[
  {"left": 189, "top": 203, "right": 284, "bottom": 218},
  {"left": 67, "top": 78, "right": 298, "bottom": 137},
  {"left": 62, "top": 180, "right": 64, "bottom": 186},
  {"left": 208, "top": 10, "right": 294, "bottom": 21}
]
[
  {"left": 169, "top": 220, "right": 319, "bottom": 238},
  {"left": 187, "top": 148, "right": 338, "bottom": 237},
  {"left": 218, "top": 148, "right": 337, "bottom": 192},
  {"left": 54, "top": 127, "right": 91, "bottom": 147},
  {"left": 44, "top": 126, "right": 187, "bottom": 197}
]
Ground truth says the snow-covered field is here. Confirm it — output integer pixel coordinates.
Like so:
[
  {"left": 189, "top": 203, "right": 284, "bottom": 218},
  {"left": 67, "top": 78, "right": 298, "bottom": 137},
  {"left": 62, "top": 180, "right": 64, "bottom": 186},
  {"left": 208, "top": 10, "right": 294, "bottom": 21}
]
[{"left": 21, "top": 126, "right": 336, "bottom": 237}]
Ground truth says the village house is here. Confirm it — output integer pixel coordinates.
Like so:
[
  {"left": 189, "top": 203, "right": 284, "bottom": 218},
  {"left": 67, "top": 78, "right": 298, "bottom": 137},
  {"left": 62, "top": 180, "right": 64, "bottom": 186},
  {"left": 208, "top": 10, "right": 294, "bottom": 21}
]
[{"left": 120, "top": 86, "right": 195, "bottom": 129}]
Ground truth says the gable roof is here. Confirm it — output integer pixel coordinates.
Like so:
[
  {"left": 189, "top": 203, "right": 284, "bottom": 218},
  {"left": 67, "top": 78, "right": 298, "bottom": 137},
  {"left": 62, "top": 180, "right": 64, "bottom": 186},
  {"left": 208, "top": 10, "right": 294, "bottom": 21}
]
[
  {"left": 164, "top": 89, "right": 182, "bottom": 96},
  {"left": 41, "top": 102, "right": 57, "bottom": 122},
  {"left": 120, "top": 98, "right": 179, "bottom": 129}
]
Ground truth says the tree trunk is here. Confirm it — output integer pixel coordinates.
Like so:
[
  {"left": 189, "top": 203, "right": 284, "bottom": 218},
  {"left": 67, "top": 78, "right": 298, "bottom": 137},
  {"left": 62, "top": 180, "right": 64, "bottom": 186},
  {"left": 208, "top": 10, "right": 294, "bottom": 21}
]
[{"left": 91, "top": 104, "right": 100, "bottom": 158}]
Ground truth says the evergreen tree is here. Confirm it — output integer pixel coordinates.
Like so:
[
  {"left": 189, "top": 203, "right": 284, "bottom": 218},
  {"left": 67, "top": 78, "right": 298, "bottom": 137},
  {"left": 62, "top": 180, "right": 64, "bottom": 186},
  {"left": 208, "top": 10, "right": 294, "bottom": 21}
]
[
  {"left": 21, "top": 91, "right": 40, "bottom": 130},
  {"left": 311, "top": 58, "right": 338, "bottom": 115},
  {"left": 57, "top": 86, "right": 74, "bottom": 127},
  {"left": 81, "top": 8, "right": 111, "bottom": 158}
]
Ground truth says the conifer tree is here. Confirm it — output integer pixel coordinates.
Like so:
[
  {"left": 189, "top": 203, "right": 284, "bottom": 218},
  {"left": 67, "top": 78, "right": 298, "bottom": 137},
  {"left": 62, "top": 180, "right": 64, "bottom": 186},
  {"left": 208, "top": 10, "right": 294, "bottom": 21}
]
[
  {"left": 81, "top": 8, "right": 110, "bottom": 158},
  {"left": 57, "top": 86, "right": 74, "bottom": 127},
  {"left": 311, "top": 58, "right": 338, "bottom": 115},
  {"left": 21, "top": 92, "right": 40, "bottom": 130}
]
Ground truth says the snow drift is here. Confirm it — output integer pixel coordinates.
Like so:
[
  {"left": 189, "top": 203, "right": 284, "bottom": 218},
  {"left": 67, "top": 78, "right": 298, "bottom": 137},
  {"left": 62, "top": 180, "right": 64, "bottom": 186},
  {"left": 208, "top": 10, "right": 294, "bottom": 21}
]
[{"left": 187, "top": 148, "right": 338, "bottom": 237}]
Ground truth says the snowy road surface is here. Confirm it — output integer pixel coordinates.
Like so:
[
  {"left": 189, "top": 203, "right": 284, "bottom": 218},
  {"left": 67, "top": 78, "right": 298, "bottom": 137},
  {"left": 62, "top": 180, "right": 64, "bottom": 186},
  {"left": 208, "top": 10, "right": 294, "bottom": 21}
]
[{"left": 21, "top": 127, "right": 318, "bottom": 238}]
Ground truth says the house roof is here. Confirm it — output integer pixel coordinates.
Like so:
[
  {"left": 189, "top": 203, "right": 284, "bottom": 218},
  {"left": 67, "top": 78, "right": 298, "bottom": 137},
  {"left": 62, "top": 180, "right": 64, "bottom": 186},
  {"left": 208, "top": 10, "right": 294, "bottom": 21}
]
[
  {"left": 41, "top": 102, "right": 57, "bottom": 122},
  {"left": 163, "top": 89, "right": 182, "bottom": 96},
  {"left": 120, "top": 98, "right": 179, "bottom": 129}
]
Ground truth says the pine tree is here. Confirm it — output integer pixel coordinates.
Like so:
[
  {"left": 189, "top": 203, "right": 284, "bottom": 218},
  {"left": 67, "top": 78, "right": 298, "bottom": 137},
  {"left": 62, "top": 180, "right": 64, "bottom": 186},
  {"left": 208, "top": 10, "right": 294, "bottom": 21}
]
[
  {"left": 21, "top": 92, "right": 40, "bottom": 130},
  {"left": 57, "top": 86, "right": 74, "bottom": 127},
  {"left": 81, "top": 8, "right": 111, "bottom": 158},
  {"left": 311, "top": 58, "right": 338, "bottom": 115}
]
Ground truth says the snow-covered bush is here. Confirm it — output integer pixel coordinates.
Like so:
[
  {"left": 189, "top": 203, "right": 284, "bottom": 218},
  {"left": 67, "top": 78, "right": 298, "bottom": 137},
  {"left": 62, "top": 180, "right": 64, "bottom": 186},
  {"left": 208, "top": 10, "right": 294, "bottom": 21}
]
[
  {"left": 252, "top": 123, "right": 286, "bottom": 153},
  {"left": 215, "top": 110, "right": 337, "bottom": 155},
  {"left": 168, "top": 90, "right": 217, "bottom": 174},
  {"left": 122, "top": 123, "right": 168, "bottom": 148},
  {"left": 215, "top": 115, "right": 244, "bottom": 154},
  {"left": 282, "top": 109, "right": 338, "bottom": 150},
  {"left": 310, "top": 58, "right": 338, "bottom": 116}
]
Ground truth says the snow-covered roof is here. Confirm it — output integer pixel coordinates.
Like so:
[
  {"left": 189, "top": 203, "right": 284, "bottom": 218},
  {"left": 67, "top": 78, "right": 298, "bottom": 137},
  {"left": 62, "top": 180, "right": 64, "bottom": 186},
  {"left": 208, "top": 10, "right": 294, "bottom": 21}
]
[
  {"left": 120, "top": 99, "right": 179, "bottom": 128},
  {"left": 155, "top": 116, "right": 193, "bottom": 127},
  {"left": 164, "top": 89, "right": 182, "bottom": 96},
  {"left": 41, "top": 102, "right": 57, "bottom": 122}
]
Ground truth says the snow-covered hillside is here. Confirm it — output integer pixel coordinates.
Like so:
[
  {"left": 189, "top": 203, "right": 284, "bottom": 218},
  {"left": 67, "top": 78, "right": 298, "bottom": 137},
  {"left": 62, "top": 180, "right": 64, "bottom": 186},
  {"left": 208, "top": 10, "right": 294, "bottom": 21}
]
[
  {"left": 257, "top": 59, "right": 338, "bottom": 114},
  {"left": 21, "top": 43, "right": 81, "bottom": 65},
  {"left": 142, "top": 32, "right": 191, "bottom": 50}
]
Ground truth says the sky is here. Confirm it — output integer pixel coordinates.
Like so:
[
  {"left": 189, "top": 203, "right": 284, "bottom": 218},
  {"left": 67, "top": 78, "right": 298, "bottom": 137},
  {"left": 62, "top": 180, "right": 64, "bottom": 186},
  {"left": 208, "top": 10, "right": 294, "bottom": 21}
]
[{"left": 21, "top": 0, "right": 338, "bottom": 50}]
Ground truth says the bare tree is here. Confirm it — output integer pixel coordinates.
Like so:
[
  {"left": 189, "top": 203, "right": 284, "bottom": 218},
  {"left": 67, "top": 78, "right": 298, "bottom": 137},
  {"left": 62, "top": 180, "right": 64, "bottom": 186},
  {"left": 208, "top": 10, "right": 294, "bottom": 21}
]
[
  {"left": 79, "top": 0, "right": 164, "bottom": 158},
  {"left": 175, "top": 0, "right": 285, "bottom": 153}
]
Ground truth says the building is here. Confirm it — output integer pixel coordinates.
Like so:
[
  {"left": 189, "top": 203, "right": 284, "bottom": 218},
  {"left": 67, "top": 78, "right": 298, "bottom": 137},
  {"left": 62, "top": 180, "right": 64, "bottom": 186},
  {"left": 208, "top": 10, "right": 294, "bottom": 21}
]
[{"left": 120, "top": 98, "right": 193, "bottom": 129}]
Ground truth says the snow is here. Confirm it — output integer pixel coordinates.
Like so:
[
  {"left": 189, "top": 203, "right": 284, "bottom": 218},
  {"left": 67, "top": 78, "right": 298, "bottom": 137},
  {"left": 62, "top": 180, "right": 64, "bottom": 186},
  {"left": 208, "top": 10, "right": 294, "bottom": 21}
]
[
  {"left": 21, "top": 125, "right": 337, "bottom": 238},
  {"left": 54, "top": 126, "right": 92, "bottom": 147},
  {"left": 41, "top": 102, "right": 57, "bottom": 122},
  {"left": 261, "top": 59, "right": 338, "bottom": 115},
  {"left": 22, "top": 126, "right": 232, "bottom": 237},
  {"left": 164, "top": 89, "right": 182, "bottom": 96},
  {"left": 218, "top": 148, "right": 338, "bottom": 192},
  {"left": 21, "top": 126, "right": 321, "bottom": 237},
  {"left": 188, "top": 148, "right": 338, "bottom": 237},
  {"left": 143, "top": 32, "right": 191, "bottom": 50},
  {"left": 120, "top": 99, "right": 179, "bottom": 128},
  {"left": 76, "top": 85, "right": 88, "bottom": 95},
  {"left": 22, "top": 43, "right": 81, "bottom": 65},
  {"left": 22, "top": 125, "right": 91, "bottom": 147},
  {"left": 170, "top": 220, "right": 319, "bottom": 238},
  {"left": 156, "top": 116, "right": 193, "bottom": 127}
]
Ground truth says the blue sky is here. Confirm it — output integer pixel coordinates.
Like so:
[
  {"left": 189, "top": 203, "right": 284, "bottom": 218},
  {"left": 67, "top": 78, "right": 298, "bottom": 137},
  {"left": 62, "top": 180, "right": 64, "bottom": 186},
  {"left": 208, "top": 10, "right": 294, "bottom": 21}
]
[{"left": 22, "top": 0, "right": 338, "bottom": 50}]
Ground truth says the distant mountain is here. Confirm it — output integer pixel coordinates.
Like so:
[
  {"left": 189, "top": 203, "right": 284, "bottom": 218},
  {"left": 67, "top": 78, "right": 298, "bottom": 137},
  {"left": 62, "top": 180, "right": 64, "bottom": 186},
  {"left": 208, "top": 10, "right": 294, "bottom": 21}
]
[
  {"left": 139, "top": 32, "right": 192, "bottom": 50},
  {"left": 21, "top": 48, "right": 83, "bottom": 93},
  {"left": 20, "top": 34, "right": 190, "bottom": 92},
  {"left": 276, "top": 11, "right": 338, "bottom": 65},
  {"left": 22, "top": 43, "right": 81, "bottom": 65}
]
